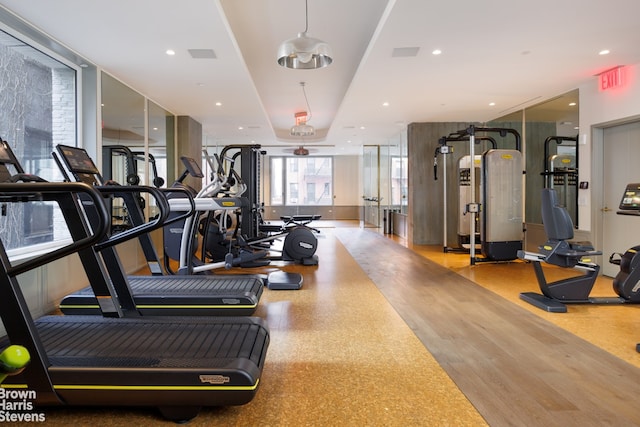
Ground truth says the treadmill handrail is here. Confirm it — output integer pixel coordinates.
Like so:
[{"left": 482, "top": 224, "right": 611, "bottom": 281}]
[
  {"left": 0, "top": 182, "right": 109, "bottom": 276},
  {"left": 92, "top": 185, "right": 170, "bottom": 251}
]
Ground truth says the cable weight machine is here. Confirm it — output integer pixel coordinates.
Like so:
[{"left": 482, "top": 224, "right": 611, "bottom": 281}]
[
  {"left": 434, "top": 134, "right": 496, "bottom": 253},
  {"left": 444, "top": 126, "right": 524, "bottom": 265}
]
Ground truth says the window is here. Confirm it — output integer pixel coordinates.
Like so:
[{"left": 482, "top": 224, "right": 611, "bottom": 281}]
[
  {"left": 270, "top": 156, "right": 333, "bottom": 206},
  {"left": 0, "top": 29, "right": 77, "bottom": 251}
]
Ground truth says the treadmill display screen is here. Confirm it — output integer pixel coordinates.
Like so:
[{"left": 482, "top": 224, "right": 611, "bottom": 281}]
[
  {"left": 58, "top": 145, "right": 100, "bottom": 174},
  {"left": 619, "top": 183, "right": 640, "bottom": 211}
]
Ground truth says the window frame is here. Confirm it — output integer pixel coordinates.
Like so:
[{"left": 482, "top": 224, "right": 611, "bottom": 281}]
[
  {"left": 0, "top": 20, "right": 84, "bottom": 261},
  {"left": 270, "top": 155, "right": 334, "bottom": 207}
]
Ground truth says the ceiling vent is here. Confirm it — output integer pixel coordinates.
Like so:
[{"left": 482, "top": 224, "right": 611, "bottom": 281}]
[
  {"left": 392, "top": 47, "right": 420, "bottom": 57},
  {"left": 188, "top": 49, "right": 217, "bottom": 59}
]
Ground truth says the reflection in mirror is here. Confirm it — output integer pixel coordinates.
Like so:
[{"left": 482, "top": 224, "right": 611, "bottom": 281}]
[
  {"left": 486, "top": 89, "right": 579, "bottom": 226},
  {"left": 100, "top": 73, "right": 175, "bottom": 222},
  {"left": 148, "top": 100, "right": 174, "bottom": 187},
  {"left": 522, "top": 89, "right": 579, "bottom": 225},
  {"left": 101, "top": 73, "right": 145, "bottom": 183},
  {"left": 101, "top": 73, "right": 145, "bottom": 224}
]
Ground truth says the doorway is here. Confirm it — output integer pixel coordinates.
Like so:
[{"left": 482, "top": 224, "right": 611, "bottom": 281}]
[{"left": 598, "top": 120, "right": 640, "bottom": 277}]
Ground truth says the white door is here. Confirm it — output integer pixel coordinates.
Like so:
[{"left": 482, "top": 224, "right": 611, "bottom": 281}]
[{"left": 601, "top": 120, "right": 640, "bottom": 276}]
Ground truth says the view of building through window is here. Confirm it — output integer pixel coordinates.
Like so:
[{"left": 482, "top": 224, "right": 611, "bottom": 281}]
[
  {"left": 0, "top": 30, "right": 77, "bottom": 250},
  {"left": 271, "top": 156, "right": 333, "bottom": 206}
]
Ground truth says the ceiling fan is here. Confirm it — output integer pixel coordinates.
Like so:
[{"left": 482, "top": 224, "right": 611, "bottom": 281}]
[
  {"left": 269, "top": 144, "right": 335, "bottom": 156},
  {"left": 285, "top": 145, "right": 316, "bottom": 156}
]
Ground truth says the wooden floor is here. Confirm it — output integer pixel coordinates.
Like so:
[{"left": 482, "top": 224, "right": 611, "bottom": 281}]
[
  {"left": 338, "top": 227, "right": 640, "bottom": 426},
  {"left": 23, "top": 221, "right": 640, "bottom": 425}
]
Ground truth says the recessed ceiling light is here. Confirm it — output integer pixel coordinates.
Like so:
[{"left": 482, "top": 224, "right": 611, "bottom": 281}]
[
  {"left": 599, "top": 49, "right": 610, "bottom": 55},
  {"left": 360, "top": 126, "right": 366, "bottom": 130},
  {"left": 215, "top": 102, "right": 222, "bottom": 106},
  {"left": 166, "top": 49, "right": 176, "bottom": 56},
  {"left": 238, "top": 126, "right": 244, "bottom": 130},
  {"left": 489, "top": 102, "right": 496, "bottom": 106},
  {"left": 569, "top": 102, "right": 577, "bottom": 106},
  {"left": 432, "top": 49, "right": 442, "bottom": 55},
  {"left": 382, "top": 102, "right": 389, "bottom": 107}
]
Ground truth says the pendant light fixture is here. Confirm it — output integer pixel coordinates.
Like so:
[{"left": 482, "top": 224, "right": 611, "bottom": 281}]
[
  {"left": 290, "top": 82, "right": 316, "bottom": 136},
  {"left": 277, "top": 0, "right": 333, "bottom": 70}
]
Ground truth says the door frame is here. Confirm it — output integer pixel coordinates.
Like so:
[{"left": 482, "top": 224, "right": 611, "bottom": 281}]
[{"left": 591, "top": 114, "right": 640, "bottom": 260}]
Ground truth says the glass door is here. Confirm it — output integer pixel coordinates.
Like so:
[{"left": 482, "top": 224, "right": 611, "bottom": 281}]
[{"left": 362, "top": 145, "right": 380, "bottom": 228}]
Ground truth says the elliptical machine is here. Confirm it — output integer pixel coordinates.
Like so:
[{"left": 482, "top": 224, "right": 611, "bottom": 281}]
[
  {"left": 203, "top": 148, "right": 319, "bottom": 267},
  {"left": 163, "top": 156, "right": 268, "bottom": 274}
]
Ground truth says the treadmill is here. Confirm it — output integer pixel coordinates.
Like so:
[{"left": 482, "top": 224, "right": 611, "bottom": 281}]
[
  {"left": 53, "top": 144, "right": 264, "bottom": 316},
  {"left": 0, "top": 140, "right": 269, "bottom": 422}
]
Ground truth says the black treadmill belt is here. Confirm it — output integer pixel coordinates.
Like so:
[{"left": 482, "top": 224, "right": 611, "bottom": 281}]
[
  {"left": 27, "top": 316, "right": 267, "bottom": 367},
  {"left": 129, "top": 276, "right": 262, "bottom": 294},
  {"left": 0, "top": 315, "right": 269, "bottom": 409},
  {"left": 68, "top": 276, "right": 262, "bottom": 295},
  {"left": 59, "top": 275, "right": 264, "bottom": 316}
]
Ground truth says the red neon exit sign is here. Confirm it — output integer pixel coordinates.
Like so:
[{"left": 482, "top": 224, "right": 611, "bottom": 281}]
[{"left": 599, "top": 66, "right": 625, "bottom": 91}]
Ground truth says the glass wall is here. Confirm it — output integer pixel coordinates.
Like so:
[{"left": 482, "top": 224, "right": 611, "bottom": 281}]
[
  {"left": 362, "top": 145, "right": 380, "bottom": 227},
  {"left": 389, "top": 131, "right": 408, "bottom": 213}
]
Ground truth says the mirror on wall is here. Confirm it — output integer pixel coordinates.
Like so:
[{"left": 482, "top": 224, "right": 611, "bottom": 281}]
[
  {"left": 487, "top": 89, "right": 579, "bottom": 226},
  {"left": 524, "top": 90, "right": 579, "bottom": 226},
  {"left": 101, "top": 73, "right": 175, "bottom": 222},
  {"left": 148, "top": 100, "right": 174, "bottom": 188},
  {"left": 101, "top": 73, "right": 145, "bottom": 183}
]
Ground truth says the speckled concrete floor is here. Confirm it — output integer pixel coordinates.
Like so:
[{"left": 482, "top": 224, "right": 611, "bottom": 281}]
[{"left": 33, "top": 225, "right": 487, "bottom": 426}]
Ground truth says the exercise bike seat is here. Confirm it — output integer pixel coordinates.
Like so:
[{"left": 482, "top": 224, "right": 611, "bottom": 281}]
[{"left": 536, "top": 189, "right": 602, "bottom": 267}]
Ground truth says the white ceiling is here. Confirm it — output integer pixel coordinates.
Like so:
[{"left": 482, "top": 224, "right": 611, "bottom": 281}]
[{"left": 1, "top": 0, "right": 639, "bottom": 155}]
